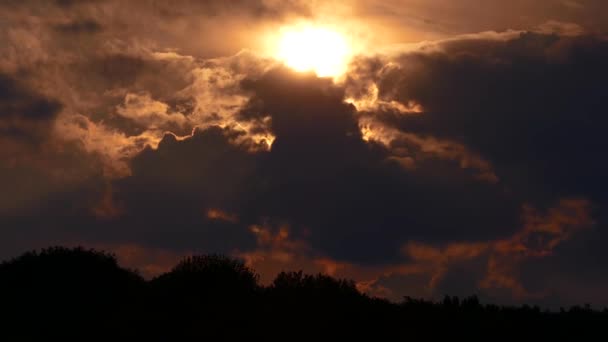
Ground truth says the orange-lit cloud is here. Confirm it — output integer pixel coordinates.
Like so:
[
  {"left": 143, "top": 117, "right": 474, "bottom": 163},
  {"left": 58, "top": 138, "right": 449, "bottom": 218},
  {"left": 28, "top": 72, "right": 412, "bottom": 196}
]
[
  {"left": 402, "top": 198, "right": 594, "bottom": 299},
  {"left": 117, "top": 93, "right": 188, "bottom": 130},
  {"left": 55, "top": 113, "right": 164, "bottom": 178},
  {"left": 92, "top": 183, "right": 123, "bottom": 220},
  {"left": 232, "top": 198, "right": 592, "bottom": 301},
  {"left": 206, "top": 208, "right": 239, "bottom": 224},
  {"left": 97, "top": 243, "right": 186, "bottom": 279},
  {"left": 49, "top": 50, "right": 277, "bottom": 178},
  {"left": 345, "top": 80, "right": 423, "bottom": 115},
  {"left": 358, "top": 116, "right": 498, "bottom": 182},
  {"left": 480, "top": 198, "right": 594, "bottom": 298}
]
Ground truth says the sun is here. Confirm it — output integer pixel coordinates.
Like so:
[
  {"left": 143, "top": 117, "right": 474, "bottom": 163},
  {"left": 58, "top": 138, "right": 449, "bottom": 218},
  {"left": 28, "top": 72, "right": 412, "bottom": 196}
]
[{"left": 275, "top": 25, "right": 351, "bottom": 78}]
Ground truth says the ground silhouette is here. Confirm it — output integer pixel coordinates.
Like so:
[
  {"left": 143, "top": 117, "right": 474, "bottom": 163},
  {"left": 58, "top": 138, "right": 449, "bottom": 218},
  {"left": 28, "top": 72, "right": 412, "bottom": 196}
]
[{"left": 1, "top": 247, "right": 606, "bottom": 339}]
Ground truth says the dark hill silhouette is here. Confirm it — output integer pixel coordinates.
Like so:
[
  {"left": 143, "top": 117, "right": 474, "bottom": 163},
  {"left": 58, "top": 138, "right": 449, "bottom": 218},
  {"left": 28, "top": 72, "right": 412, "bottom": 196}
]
[{"left": 1, "top": 246, "right": 607, "bottom": 339}]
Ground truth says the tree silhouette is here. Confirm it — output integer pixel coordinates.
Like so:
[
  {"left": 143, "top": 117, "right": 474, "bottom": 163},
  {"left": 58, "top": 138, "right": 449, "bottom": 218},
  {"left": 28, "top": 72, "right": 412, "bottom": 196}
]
[
  {"left": 153, "top": 254, "right": 258, "bottom": 292},
  {"left": 148, "top": 254, "right": 260, "bottom": 339},
  {"left": 0, "top": 247, "right": 145, "bottom": 337},
  {"left": 1, "top": 246, "right": 607, "bottom": 339},
  {"left": 269, "top": 270, "right": 362, "bottom": 306}
]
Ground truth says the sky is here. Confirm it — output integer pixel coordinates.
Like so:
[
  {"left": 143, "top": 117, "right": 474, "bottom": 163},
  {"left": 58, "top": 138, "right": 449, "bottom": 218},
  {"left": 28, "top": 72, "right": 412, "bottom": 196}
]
[{"left": 1, "top": 0, "right": 608, "bottom": 308}]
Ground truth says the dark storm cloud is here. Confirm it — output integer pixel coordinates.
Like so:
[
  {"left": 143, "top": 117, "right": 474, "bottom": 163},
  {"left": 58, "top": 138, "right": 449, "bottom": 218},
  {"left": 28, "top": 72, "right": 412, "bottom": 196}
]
[
  {"left": 0, "top": 72, "right": 101, "bottom": 232},
  {"left": 0, "top": 74, "right": 61, "bottom": 145},
  {"left": 0, "top": 0, "right": 310, "bottom": 65},
  {"left": 107, "top": 127, "right": 261, "bottom": 252},
  {"left": 351, "top": 32, "right": 608, "bottom": 204},
  {"left": 53, "top": 0, "right": 104, "bottom": 8},
  {"left": 0, "top": 75, "right": 60, "bottom": 121},
  {"left": 360, "top": 0, "right": 608, "bottom": 39},
  {"left": 4, "top": 0, "right": 308, "bottom": 17},
  {"left": 53, "top": 19, "right": 103, "bottom": 34},
  {"left": 341, "top": 31, "right": 608, "bottom": 304},
  {"left": 153, "top": 0, "right": 310, "bottom": 19},
  {"left": 107, "top": 67, "right": 520, "bottom": 266}
]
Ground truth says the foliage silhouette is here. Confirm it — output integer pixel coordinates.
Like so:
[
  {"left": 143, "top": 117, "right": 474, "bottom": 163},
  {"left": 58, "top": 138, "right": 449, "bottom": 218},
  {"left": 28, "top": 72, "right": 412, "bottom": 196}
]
[{"left": 1, "top": 246, "right": 607, "bottom": 339}]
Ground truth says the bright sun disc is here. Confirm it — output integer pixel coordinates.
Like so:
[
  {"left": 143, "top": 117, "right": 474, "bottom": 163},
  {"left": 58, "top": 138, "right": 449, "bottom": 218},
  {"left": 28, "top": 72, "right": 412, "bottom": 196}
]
[{"left": 276, "top": 26, "right": 351, "bottom": 78}]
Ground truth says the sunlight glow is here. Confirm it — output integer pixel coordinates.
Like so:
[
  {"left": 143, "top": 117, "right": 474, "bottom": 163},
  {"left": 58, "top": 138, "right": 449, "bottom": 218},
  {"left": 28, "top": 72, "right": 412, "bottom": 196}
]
[{"left": 275, "top": 25, "right": 351, "bottom": 78}]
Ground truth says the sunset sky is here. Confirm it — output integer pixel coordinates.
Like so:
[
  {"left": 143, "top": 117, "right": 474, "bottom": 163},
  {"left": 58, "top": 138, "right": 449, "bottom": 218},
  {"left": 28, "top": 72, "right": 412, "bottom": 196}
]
[{"left": 1, "top": 0, "right": 608, "bottom": 307}]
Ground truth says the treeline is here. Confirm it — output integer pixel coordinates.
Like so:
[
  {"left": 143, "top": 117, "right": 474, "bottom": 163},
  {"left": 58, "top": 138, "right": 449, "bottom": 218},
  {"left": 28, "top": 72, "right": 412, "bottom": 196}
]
[{"left": 0, "top": 247, "right": 606, "bottom": 339}]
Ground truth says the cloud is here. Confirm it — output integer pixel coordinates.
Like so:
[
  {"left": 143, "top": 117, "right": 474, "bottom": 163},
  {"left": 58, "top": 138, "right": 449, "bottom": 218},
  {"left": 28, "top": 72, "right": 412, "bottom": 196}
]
[
  {"left": 481, "top": 198, "right": 594, "bottom": 298},
  {"left": 237, "top": 224, "right": 314, "bottom": 284},
  {"left": 400, "top": 198, "right": 594, "bottom": 299},
  {"left": 206, "top": 208, "right": 239, "bottom": 224},
  {"left": 349, "top": 31, "right": 608, "bottom": 204},
  {"left": 53, "top": 19, "right": 103, "bottom": 34},
  {"left": 234, "top": 198, "right": 592, "bottom": 301},
  {"left": 116, "top": 93, "right": 187, "bottom": 130},
  {"left": 561, "top": 0, "right": 584, "bottom": 10},
  {"left": 0, "top": 74, "right": 61, "bottom": 146},
  {"left": 358, "top": 117, "right": 499, "bottom": 182},
  {"left": 100, "top": 66, "right": 519, "bottom": 270},
  {"left": 45, "top": 50, "right": 276, "bottom": 177},
  {"left": 352, "top": 0, "right": 608, "bottom": 40},
  {"left": 55, "top": 113, "right": 162, "bottom": 177},
  {"left": 535, "top": 21, "right": 584, "bottom": 36},
  {"left": 152, "top": 0, "right": 311, "bottom": 19},
  {"left": 53, "top": 0, "right": 104, "bottom": 8},
  {"left": 235, "top": 222, "right": 424, "bottom": 293},
  {"left": 93, "top": 242, "right": 185, "bottom": 279}
]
